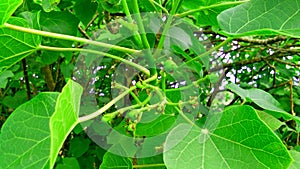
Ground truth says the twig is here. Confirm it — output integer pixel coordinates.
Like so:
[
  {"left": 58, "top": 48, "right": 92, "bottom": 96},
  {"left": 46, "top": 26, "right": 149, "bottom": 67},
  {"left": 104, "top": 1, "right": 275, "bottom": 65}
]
[
  {"left": 273, "top": 58, "right": 300, "bottom": 68},
  {"left": 21, "top": 59, "right": 31, "bottom": 100},
  {"left": 78, "top": 26, "right": 91, "bottom": 39},
  {"left": 289, "top": 79, "right": 295, "bottom": 116},
  {"left": 236, "top": 36, "right": 287, "bottom": 44},
  {"left": 207, "top": 69, "right": 228, "bottom": 106},
  {"left": 84, "top": 12, "right": 99, "bottom": 31}
]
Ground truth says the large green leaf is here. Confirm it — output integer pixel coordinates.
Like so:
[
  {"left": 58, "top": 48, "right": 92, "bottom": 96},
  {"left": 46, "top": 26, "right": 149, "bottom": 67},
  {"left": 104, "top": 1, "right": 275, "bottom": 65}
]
[
  {"left": 164, "top": 105, "right": 292, "bottom": 169},
  {"left": 100, "top": 152, "right": 133, "bottom": 169},
  {"left": 218, "top": 0, "right": 300, "bottom": 38},
  {"left": 49, "top": 80, "right": 83, "bottom": 168},
  {"left": 0, "top": 93, "right": 59, "bottom": 169},
  {"left": 0, "top": 17, "right": 41, "bottom": 72},
  {"left": 0, "top": 0, "right": 23, "bottom": 26}
]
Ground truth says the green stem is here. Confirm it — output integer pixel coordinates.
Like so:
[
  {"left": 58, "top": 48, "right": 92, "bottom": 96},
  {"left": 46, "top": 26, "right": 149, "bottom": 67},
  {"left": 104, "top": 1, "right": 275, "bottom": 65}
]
[
  {"left": 148, "top": 0, "right": 169, "bottom": 14},
  {"left": 4, "top": 23, "right": 139, "bottom": 54},
  {"left": 78, "top": 86, "right": 137, "bottom": 122},
  {"left": 132, "top": 0, "right": 157, "bottom": 75},
  {"left": 154, "top": 15, "right": 173, "bottom": 53},
  {"left": 78, "top": 74, "right": 157, "bottom": 122},
  {"left": 153, "top": 0, "right": 182, "bottom": 57},
  {"left": 170, "top": 0, "right": 183, "bottom": 14},
  {"left": 133, "top": 163, "right": 165, "bottom": 168},
  {"left": 113, "top": 82, "right": 142, "bottom": 105},
  {"left": 182, "top": 38, "right": 233, "bottom": 66},
  {"left": 38, "top": 45, "right": 150, "bottom": 76},
  {"left": 176, "top": 1, "right": 249, "bottom": 17},
  {"left": 144, "top": 84, "right": 165, "bottom": 101},
  {"left": 175, "top": 106, "right": 195, "bottom": 126},
  {"left": 165, "top": 75, "right": 209, "bottom": 92},
  {"left": 121, "top": 0, "right": 143, "bottom": 48}
]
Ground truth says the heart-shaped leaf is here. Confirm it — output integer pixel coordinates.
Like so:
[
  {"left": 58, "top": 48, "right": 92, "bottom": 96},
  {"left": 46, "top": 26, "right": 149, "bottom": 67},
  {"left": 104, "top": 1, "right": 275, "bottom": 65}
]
[
  {"left": 164, "top": 106, "right": 292, "bottom": 169},
  {"left": 0, "top": 93, "right": 59, "bottom": 168}
]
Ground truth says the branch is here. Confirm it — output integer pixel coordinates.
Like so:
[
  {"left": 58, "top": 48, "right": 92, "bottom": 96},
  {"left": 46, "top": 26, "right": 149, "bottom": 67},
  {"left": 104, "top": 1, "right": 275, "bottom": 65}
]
[
  {"left": 236, "top": 36, "right": 287, "bottom": 44},
  {"left": 208, "top": 52, "right": 291, "bottom": 72},
  {"left": 273, "top": 58, "right": 300, "bottom": 68},
  {"left": 38, "top": 45, "right": 150, "bottom": 76},
  {"left": 78, "top": 74, "right": 157, "bottom": 122},
  {"left": 289, "top": 79, "right": 295, "bottom": 116},
  {"left": 41, "top": 65, "right": 56, "bottom": 91}
]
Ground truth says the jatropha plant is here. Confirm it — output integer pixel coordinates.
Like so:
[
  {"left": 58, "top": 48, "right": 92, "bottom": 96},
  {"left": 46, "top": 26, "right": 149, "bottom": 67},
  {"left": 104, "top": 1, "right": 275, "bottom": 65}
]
[{"left": 0, "top": 0, "right": 300, "bottom": 169}]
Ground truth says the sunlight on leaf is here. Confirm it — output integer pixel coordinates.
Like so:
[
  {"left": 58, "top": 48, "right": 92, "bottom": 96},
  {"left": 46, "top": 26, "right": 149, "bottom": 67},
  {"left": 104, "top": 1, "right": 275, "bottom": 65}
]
[
  {"left": 218, "top": 0, "right": 300, "bottom": 38},
  {"left": 164, "top": 106, "right": 292, "bottom": 169},
  {"left": 0, "top": 17, "right": 41, "bottom": 72},
  {"left": 49, "top": 80, "right": 83, "bottom": 168},
  {"left": 0, "top": 93, "right": 59, "bottom": 169},
  {"left": 289, "top": 150, "right": 300, "bottom": 169},
  {"left": 257, "top": 110, "right": 284, "bottom": 131},
  {"left": 100, "top": 152, "right": 133, "bottom": 169},
  {"left": 0, "top": 0, "right": 22, "bottom": 26}
]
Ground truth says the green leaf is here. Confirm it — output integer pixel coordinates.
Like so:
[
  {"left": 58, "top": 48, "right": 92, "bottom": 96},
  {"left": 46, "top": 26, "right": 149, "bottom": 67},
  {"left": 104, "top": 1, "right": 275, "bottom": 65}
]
[
  {"left": 42, "top": 0, "right": 61, "bottom": 12},
  {"left": 74, "top": 0, "right": 98, "bottom": 26},
  {"left": 226, "top": 83, "right": 284, "bottom": 112},
  {"left": 0, "top": 0, "right": 23, "bottom": 26},
  {"left": 19, "top": 11, "right": 41, "bottom": 30},
  {"left": 0, "top": 70, "right": 14, "bottom": 88},
  {"left": 2, "top": 90, "right": 27, "bottom": 109},
  {"left": 0, "top": 93, "right": 59, "bottom": 169},
  {"left": 0, "top": 17, "right": 41, "bottom": 72},
  {"left": 40, "top": 11, "right": 79, "bottom": 47},
  {"left": 181, "top": 0, "right": 241, "bottom": 27},
  {"left": 257, "top": 110, "right": 284, "bottom": 131},
  {"left": 40, "top": 50, "right": 60, "bottom": 65},
  {"left": 99, "top": 0, "right": 123, "bottom": 13},
  {"left": 164, "top": 105, "right": 292, "bottom": 169},
  {"left": 49, "top": 80, "right": 83, "bottom": 168},
  {"left": 135, "top": 110, "right": 177, "bottom": 137},
  {"left": 39, "top": 11, "right": 79, "bottom": 35},
  {"left": 226, "top": 83, "right": 300, "bottom": 124},
  {"left": 289, "top": 150, "right": 300, "bottom": 169},
  {"left": 137, "top": 155, "right": 165, "bottom": 169},
  {"left": 69, "top": 136, "right": 91, "bottom": 157},
  {"left": 55, "top": 157, "right": 80, "bottom": 169},
  {"left": 100, "top": 152, "right": 133, "bottom": 169},
  {"left": 218, "top": 0, "right": 300, "bottom": 38}
]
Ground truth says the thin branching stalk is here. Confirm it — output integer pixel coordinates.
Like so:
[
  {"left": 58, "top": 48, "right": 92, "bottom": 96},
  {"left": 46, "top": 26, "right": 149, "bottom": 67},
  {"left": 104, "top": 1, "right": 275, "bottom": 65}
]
[{"left": 4, "top": 23, "right": 139, "bottom": 54}]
